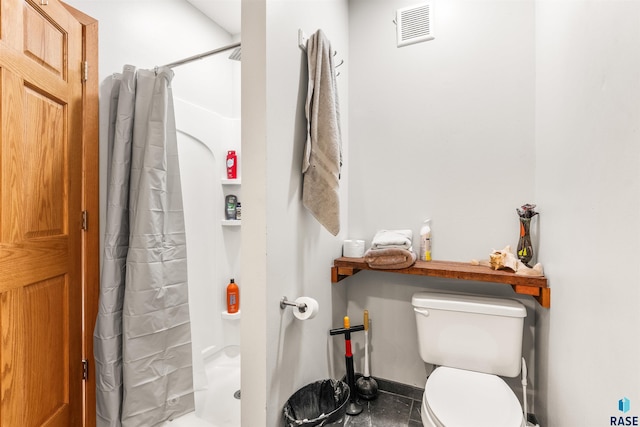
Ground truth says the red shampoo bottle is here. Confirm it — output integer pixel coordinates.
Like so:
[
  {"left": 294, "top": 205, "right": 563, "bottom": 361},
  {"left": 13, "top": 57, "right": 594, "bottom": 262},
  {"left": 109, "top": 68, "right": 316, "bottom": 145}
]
[{"left": 226, "top": 150, "right": 237, "bottom": 179}]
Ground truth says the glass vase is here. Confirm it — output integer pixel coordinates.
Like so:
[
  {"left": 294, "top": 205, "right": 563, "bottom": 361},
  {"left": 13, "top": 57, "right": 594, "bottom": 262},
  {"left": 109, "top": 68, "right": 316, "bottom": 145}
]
[{"left": 517, "top": 217, "right": 533, "bottom": 267}]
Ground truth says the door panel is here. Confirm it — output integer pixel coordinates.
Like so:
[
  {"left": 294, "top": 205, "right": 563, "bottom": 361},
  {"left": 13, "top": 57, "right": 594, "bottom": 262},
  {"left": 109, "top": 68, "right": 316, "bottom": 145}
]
[
  {"left": 23, "top": 2, "right": 65, "bottom": 77},
  {"left": 23, "top": 86, "right": 66, "bottom": 238},
  {"left": 0, "top": 0, "right": 85, "bottom": 425},
  {"left": 23, "top": 276, "right": 69, "bottom": 426}
]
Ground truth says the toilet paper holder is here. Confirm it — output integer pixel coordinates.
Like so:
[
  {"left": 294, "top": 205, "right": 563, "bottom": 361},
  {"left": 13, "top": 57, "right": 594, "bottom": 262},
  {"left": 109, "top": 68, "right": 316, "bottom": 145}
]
[{"left": 280, "top": 296, "right": 308, "bottom": 313}]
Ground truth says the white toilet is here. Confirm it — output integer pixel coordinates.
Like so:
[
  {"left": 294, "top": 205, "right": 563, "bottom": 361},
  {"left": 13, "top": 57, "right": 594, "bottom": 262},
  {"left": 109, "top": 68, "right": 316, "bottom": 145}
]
[{"left": 412, "top": 292, "right": 528, "bottom": 427}]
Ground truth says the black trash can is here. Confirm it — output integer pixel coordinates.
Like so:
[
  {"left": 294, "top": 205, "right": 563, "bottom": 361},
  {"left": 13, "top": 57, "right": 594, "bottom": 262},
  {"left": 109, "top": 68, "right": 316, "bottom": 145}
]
[{"left": 282, "top": 379, "right": 350, "bottom": 426}]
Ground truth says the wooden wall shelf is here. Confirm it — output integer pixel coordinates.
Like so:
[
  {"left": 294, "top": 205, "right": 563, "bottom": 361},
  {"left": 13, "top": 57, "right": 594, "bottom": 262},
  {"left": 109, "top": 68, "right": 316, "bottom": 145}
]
[{"left": 331, "top": 257, "right": 550, "bottom": 308}]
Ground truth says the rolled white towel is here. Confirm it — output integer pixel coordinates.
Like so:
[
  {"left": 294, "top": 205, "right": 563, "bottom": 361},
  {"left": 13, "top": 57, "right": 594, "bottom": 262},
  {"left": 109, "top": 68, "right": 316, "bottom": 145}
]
[{"left": 371, "top": 229, "right": 413, "bottom": 250}]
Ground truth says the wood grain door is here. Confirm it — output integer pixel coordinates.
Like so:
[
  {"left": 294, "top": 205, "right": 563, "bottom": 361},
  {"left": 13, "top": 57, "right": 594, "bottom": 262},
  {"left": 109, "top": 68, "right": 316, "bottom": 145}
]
[{"left": 0, "top": 0, "right": 87, "bottom": 425}]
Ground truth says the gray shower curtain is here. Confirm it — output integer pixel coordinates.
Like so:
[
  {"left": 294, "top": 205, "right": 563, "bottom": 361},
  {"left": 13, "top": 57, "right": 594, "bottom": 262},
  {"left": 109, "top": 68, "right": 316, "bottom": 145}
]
[{"left": 94, "top": 65, "right": 194, "bottom": 427}]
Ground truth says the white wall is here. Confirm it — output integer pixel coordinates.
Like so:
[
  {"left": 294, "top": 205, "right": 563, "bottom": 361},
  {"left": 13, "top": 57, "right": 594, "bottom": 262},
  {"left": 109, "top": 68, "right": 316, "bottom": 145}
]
[
  {"left": 349, "top": 0, "right": 535, "bottom": 265},
  {"left": 535, "top": 1, "right": 640, "bottom": 425},
  {"left": 240, "top": 1, "right": 349, "bottom": 425},
  {"left": 347, "top": 0, "right": 537, "bottom": 392}
]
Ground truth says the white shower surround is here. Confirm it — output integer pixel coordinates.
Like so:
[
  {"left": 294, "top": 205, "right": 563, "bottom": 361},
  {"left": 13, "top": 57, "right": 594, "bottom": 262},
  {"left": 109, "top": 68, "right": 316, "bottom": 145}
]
[
  {"left": 166, "top": 99, "right": 242, "bottom": 427},
  {"left": 175, "top": 98, "right": 241, "bottom": 362}
]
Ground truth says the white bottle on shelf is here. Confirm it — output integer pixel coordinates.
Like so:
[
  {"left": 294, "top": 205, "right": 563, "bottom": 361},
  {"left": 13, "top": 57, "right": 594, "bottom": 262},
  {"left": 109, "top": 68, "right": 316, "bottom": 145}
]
[{"left": 419, "top": 219, "right": 432, "bottom": 261}]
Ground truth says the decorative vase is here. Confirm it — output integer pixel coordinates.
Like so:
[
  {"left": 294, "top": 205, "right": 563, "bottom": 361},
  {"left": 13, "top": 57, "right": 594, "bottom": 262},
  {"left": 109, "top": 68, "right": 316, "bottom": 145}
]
[
  {"left": 517, "top": 217, "right": 533, "bottom": 267},
  {"left": 516, "top": 203, "right": 538, "bottom": 267}
]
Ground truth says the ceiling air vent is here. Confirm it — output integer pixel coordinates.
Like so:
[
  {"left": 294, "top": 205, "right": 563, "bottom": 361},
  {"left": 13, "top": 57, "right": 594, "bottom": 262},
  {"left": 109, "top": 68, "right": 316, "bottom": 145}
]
[{"left": 396, "top": 3, "right": 434, "bottom": 47}]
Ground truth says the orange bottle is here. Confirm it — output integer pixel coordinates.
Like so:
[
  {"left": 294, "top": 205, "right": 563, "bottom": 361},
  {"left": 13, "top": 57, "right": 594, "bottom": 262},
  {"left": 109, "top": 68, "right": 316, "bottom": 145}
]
[{"left": 226, "top": 279, "right": 239, "bottom": 313}]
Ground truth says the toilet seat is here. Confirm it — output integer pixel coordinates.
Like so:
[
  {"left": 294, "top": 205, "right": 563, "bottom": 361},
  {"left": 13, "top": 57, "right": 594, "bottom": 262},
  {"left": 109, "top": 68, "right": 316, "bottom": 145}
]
[{"left": 422, "top": 366, "right": 525, "bottom": 427}]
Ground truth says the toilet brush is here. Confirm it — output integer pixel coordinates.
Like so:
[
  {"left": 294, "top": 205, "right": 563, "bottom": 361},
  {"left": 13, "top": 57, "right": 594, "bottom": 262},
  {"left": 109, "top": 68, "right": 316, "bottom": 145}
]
[{"left": 356, "top": 310, "right": 378, "bottom": 400}]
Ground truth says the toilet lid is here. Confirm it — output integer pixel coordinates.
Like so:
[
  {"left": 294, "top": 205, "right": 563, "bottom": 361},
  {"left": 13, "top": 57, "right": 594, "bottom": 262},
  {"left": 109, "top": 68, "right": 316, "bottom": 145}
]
[{"left": 425, "top": 367, "right": 524, "bottom": 427}]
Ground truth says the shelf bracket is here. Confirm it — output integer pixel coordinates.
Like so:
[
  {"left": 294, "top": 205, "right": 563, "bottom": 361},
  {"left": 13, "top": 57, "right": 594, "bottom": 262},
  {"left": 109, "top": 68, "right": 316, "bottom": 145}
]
[
  {"left": 511, "top": 284, "right": 550, "bottom": 308},
  {"left": 535, "top": 287, "right": 551, "bottom": 308},
  {"left": 511, "top": 285, "right": 540, "bottom": 297},
  {"left": 331, "top": 266, "right": 361, "bottom": 283}
]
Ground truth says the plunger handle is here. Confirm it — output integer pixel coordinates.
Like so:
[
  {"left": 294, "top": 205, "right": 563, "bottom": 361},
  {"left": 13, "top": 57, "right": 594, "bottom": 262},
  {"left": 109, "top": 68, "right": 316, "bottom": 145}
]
[
  {"left": 329, "top": 325, "right": 364, "bottom": 336},
  {"left": 328, "top": 316, "right": 364, "bottom": 416},
  {"left": 343, "top": 316, "right": 362, "bottom": 415},
  {"left": 363, "top": 310, "right": 370, "bottom": 377},
  {"left": 343, "top": 317, "right": 352, "bottom": 356}
]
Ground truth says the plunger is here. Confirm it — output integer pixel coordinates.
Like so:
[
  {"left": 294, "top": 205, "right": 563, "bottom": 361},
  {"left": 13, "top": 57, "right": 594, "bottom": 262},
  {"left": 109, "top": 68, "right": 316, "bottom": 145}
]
[
  {"left": 356, "top": 310, "right": 378, "bottom": 400},
  {"left": 330, "top": 316, "right": 364, "bottom": 416}
]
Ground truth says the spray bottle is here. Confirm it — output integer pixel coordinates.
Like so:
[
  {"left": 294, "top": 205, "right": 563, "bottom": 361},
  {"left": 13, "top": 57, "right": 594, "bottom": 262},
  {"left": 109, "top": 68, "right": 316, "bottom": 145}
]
[{"left": 419, "top": 219, "right": 432, "bottom": 261}]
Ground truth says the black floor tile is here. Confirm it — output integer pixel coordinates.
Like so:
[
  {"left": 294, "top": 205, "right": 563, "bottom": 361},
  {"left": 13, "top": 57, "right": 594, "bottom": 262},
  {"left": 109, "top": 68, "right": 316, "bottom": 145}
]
[
  {"left": 376, "top": 378, "right": 424, "bottom": 402},
  {"left": 342, "top": 378, "right": 424, "bottom": 427},
  {"left": 409, "top": 398, "right": 422, "bottom": 423}
]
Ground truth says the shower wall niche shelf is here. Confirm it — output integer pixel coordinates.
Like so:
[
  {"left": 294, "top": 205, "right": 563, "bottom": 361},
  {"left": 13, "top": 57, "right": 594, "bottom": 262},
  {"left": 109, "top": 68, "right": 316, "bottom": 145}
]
[
  {"left": 331, "top": 257, "right": 550, "bottom": 308},
  {"left": 222, "top": 178, "right": 241, "bottom": 185},
  {"left": 221, "top": 310, "right": 241, "bottom": 320},
  {"left": 221, "top": 177, "right": 241, "bottom": 226}
]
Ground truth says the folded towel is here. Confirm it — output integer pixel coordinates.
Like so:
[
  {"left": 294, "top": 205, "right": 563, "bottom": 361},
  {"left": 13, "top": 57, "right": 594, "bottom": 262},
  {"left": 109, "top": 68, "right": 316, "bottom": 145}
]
[
  {"left": 364, "top": 247, "right": 417, "bottom": 270},
  {"left": 302, "top": 29, "right": 342, "bottom": 236},
  {"left": 370, "top": 229, "right": 413, "bottom": 250}
]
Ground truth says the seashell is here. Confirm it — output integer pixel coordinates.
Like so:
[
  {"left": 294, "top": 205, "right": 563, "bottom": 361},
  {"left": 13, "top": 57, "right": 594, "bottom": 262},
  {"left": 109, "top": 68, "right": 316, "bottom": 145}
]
[
  {"left": 489, "top": 246, "right": 518, "bottom": 272},
  {"left": 473, "top": 245, "right": 543, "bottom": 276}
]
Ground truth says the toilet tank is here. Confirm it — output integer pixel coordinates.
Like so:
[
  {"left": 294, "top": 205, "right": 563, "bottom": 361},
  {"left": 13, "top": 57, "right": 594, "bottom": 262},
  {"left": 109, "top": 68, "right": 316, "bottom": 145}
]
[{"left": 412, "top": 292, "right": 527, "bottom": 377}]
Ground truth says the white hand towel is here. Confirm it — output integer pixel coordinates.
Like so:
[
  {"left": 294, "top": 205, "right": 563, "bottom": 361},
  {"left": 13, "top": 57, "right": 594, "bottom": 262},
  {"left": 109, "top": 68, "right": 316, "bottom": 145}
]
[
  {"left": 302, "top": 29, "right": 342, "bottom": 236},
  {"left": 371, "top": 229, "right": 413, "bottom": 250}
]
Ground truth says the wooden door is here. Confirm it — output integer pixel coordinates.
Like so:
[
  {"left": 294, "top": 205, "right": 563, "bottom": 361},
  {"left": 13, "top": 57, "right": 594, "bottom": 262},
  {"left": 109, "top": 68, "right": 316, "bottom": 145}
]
[{"left": 0, "top": 0, "right": 91, "bottom": 425}]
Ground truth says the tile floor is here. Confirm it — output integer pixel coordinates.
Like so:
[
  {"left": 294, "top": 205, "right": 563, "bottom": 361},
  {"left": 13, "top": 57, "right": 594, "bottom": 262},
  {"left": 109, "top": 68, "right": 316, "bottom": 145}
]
[{"left": 343, "top": 377, "right": 424, "bottom": 427}]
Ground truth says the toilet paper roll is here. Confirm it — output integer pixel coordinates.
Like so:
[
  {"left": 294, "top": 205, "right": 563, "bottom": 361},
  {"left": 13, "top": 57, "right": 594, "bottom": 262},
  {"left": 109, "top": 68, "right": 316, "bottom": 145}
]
[
  {"left": 293, "top": 297, "right": 319, "bottom": 320},
  {"left": 343, "top": 239, "right": 365, "bottom": 258}
]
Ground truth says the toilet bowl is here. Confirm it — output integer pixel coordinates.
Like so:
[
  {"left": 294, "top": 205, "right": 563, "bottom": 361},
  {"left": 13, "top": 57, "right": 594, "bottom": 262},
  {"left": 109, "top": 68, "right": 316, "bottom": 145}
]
[{"left": 420, "top": 367, "right": 525, "bottom": 427}]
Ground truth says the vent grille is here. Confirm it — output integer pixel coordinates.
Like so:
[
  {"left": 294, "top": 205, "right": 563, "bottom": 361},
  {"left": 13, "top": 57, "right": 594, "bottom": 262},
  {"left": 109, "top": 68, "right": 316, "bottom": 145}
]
[{"left": 396, "top": 3, "right": 434, "bottom": 47}]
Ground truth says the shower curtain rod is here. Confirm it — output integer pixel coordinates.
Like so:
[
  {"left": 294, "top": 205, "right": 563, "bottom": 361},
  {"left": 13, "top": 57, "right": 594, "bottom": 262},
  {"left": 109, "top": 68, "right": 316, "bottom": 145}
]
[{"left": 160, "top": 41, "right": 241, "bottom": 69}]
